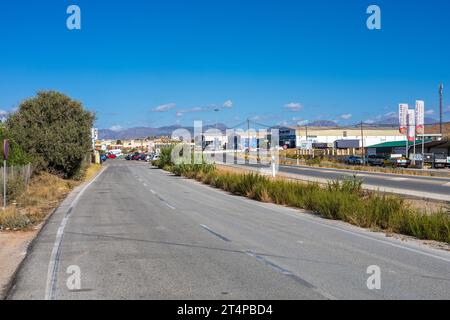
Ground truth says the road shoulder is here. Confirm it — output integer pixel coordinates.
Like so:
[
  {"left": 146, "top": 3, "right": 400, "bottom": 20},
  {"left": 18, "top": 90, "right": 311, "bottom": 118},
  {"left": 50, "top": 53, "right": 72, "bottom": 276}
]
[{"left": 0, "top": 165, "right": 106, "bottom": 300}]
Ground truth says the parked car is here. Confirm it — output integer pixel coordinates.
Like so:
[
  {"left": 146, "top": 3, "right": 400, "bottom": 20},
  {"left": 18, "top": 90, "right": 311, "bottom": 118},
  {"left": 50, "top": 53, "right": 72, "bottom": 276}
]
[
  {"left": 100, "top": 154, "right": 107, "bottom": 162},
  {"left": 367, "top": 155, "right": 386, "bottom": 166},
  {"left": 152, "top": 154, "right": 160, "bottom": 161},
  {"left": 107, "top": 153, "right": 117, "bottom": 159},
  {"left": 131, "top": 152, "right": 141, "bottom": 160},
  {"left": 125, "top": 154, "right": 132, "bottom": 160},
  {"left": 345, "top": 156, "right": 364, "bottom": 165},
  {"left": 139, "top": 153, "right": 147, "bottom": 161},
  {"left": 383, "top": 157, "right": 411, "bottom": 168}
]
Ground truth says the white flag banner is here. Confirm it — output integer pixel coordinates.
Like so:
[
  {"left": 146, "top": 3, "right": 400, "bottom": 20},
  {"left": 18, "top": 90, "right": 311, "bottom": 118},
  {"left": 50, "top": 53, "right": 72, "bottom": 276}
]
[
  {"left": 398, "top": 104, "right": 408, "bottom": 135},
  {"left": 415, "top": 100, "right": 425, "bottom": 135},
  {"left": 407, "top": 109, "right": 415, "bottom": 142}
]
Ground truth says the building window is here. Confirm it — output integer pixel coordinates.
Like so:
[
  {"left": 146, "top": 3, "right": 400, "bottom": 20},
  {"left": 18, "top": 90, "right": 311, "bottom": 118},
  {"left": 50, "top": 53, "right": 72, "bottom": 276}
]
[{"left": 343, "top": 131, "right": 347, "bottom": 138}]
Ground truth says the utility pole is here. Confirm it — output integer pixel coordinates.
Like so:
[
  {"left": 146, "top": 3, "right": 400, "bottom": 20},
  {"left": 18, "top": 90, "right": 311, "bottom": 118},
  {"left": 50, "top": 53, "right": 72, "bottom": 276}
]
[
  {"left": 360, "top": 122, "right": 365, "bottom": 165},
  {"left": 305, "top": 125, "right": 309, "bottom": 155},
  {"left": 439, "top": 84, "right": 444, "bottom": 136},
  {"left": 246, "top": 118, "right": 250, "bottom": 164}
]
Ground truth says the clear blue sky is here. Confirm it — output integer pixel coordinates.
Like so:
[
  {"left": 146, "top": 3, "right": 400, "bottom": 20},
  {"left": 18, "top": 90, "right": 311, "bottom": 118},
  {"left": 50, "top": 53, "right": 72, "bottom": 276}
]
[{"left": 0, "top": 0, "right": 449, "bottom": 130}]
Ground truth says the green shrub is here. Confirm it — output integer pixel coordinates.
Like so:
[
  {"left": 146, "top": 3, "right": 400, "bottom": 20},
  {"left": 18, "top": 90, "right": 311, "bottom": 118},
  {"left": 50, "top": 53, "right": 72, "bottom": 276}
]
[
  {"left": 0, "top": 127, "right": 31, "bottom": 166},
  {"left": 7, "top": 91, "right": 94, "bottom": 178}
]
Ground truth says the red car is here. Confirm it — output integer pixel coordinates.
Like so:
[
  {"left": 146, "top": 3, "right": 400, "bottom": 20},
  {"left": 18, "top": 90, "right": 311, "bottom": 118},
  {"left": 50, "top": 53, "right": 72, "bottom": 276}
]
[
  {"left": 131, "top": 153, "right": 141, "bottom": 160},
  {"left": 107, "top": 153, "right": 117, "bottom": 159}
]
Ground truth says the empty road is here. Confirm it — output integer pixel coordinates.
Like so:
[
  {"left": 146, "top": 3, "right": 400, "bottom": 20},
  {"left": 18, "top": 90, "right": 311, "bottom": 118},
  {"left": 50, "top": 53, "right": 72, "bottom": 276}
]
[{"left": 7, "top": 161, "right": 450, "bottom": 300}]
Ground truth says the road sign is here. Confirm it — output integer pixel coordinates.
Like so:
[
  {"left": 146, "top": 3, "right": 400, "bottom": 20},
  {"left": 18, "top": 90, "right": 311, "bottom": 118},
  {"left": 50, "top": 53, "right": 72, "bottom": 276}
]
[{"left": 3, "top": 139, "right": 9, "bottom": 161}]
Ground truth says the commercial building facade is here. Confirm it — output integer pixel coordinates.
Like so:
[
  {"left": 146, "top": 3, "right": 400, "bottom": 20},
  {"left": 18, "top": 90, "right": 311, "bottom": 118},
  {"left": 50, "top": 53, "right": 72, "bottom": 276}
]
[{"left": 279, "top": 126, "right": 405, "bottom": 150}]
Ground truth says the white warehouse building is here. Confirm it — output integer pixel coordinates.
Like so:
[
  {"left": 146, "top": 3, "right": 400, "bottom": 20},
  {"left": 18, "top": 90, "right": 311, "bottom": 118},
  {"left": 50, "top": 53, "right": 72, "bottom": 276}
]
[{"left": 279, "top": 126, "right": 405, "bottom": 149}]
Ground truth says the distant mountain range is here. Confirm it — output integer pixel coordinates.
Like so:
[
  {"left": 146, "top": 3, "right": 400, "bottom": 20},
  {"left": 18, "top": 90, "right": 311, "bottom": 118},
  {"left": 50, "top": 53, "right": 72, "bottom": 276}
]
[
  {"left": 99, "top": 124, "right": 228, "bottom": 140},
  {"left": 99, "top": 118, "right": 443, "bottom": 139},
  {"left": 368, "top": 114, "right": 438, "bottom": 126}
]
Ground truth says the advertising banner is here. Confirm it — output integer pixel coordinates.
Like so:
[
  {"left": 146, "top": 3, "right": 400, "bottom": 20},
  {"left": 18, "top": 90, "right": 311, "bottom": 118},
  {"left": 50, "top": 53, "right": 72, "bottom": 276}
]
[
  {"left": 415, "top": 100, "right": 425, "bottom": 135},
  {"left": 407, "top": 109, "right": 415, "bottom": 142},
  {"left": 398, "top": 104, "right": 408, "bottom": 134}
]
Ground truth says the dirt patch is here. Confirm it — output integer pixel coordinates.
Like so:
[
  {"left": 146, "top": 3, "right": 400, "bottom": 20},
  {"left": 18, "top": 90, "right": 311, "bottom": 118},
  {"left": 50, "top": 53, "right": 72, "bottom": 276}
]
[{"left": 0, "top": 229, "right": 38, "bottom": 298}]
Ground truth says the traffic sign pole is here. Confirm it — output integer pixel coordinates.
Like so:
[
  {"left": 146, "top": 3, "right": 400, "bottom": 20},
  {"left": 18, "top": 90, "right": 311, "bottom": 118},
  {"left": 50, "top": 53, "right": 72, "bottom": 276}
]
[{"left": 3, "top": 160, "right": 5, "bottom": 210}]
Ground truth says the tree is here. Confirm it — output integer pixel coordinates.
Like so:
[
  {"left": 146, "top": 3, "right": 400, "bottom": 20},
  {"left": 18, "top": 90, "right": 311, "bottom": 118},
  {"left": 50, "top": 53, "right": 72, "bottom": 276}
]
[
  {"left": 7, "top": 91, "right": 95, "bottom": 178},
  {"left": 0, "top": 127, "right": 31, "bottom": 166}
]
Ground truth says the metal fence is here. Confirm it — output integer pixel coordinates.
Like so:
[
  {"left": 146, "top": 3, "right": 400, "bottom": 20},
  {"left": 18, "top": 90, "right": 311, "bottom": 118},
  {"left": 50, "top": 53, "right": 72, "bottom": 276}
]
[{"left": 0, "top": 163, "right": 33, "bottom": 199}]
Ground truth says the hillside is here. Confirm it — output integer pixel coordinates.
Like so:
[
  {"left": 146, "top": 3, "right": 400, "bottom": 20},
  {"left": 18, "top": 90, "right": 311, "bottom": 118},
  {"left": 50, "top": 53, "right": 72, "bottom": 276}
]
[{"left": 426, "top": 121, "right": 450, "bottom": 138}]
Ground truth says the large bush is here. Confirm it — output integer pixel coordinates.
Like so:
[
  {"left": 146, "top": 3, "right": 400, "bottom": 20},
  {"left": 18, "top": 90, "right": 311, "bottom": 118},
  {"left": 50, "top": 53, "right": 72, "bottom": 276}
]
[{"left": 7, "top": 91, "right": 95, "bottom": 178}]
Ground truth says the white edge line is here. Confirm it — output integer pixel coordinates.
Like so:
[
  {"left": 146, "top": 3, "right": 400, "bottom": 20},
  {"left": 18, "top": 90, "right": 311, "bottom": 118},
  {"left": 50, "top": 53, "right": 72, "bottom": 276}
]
[{"left": 44, "top": 166, "right": 107, "bottom": 300}]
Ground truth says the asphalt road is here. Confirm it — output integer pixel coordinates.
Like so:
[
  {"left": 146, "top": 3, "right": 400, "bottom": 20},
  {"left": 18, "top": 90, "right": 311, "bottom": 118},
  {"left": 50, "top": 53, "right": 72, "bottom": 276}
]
[
  {"left": 216, "top": 160, "right": 450, "bottom": 202},
  {"left": 7, "top": 161, "right": 450, "bottom": 300}
]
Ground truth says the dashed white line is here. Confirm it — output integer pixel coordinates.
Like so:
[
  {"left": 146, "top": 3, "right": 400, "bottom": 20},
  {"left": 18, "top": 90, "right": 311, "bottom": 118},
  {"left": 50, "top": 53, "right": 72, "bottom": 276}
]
[
  {"left": 200, "top": 224, "right": 231, "bottom": 242},
  {"left": 150, "top": 189, "right": 175, "bottom": 210},
  {"left": 391, "top": 177, "right": 409, "bottom": 181}
]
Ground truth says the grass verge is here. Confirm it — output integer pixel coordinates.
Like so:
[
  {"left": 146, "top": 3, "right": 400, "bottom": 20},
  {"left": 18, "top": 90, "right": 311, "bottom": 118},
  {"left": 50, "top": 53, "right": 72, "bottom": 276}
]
[
  {"left": 165, "top": 162, "right": 450, "bottom": 243},
  {"left": 0, "top": 164, "right": 102, "bottom": 231}
]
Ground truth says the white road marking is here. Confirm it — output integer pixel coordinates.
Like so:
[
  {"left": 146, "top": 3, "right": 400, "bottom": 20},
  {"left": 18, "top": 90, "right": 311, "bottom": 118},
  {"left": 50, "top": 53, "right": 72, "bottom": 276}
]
[
  {"left": 200, "top": 224, "right": 231, "bottom": 242},
  {"left": 245, "top": 250, "right": 336, "bottom": 300},
  {"left": 45, "top": 167, "right": 106, "bottom": 300},
  {"left": 150, "top": 189, "right": 175, "bottom": 210},
  {"left": 391, "top": 177, "right": 409, "bottom": 181}
]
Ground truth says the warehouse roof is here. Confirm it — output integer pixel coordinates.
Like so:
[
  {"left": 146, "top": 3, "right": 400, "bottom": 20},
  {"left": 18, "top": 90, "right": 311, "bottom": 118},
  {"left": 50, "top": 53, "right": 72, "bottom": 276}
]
[{"left": 367, "top": 139, "right": 433, "bottom": 148}]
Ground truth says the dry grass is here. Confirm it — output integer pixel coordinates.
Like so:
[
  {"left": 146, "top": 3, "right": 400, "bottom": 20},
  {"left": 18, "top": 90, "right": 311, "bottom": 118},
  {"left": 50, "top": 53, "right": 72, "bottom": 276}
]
[
  {"left": 84, "top": 164, "right": 102, "bottom": 181},
  {"left": 0, "top": 164, "right": 102, "bottom": 231}
]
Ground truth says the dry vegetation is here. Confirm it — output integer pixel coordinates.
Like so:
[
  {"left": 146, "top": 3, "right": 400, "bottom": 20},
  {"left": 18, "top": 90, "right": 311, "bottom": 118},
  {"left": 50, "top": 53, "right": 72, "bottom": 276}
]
[{"left": 0, "top": 164, "right": 102, "bottom": 231}]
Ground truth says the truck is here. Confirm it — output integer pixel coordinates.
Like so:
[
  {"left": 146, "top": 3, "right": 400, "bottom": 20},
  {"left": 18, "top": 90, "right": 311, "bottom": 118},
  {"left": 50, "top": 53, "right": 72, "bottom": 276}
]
[
  {"left": 423, "top": 153, "right": 448, "bottom": 169},
  {"left": 433, "top": 153, "right": 448, "bottom": 169}
]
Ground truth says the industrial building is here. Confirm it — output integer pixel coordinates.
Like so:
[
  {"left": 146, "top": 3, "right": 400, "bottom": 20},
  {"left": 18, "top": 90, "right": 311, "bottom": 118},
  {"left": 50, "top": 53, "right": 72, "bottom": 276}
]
[{"left": 279, "top": 126, "right": 405, "bottom": 150}]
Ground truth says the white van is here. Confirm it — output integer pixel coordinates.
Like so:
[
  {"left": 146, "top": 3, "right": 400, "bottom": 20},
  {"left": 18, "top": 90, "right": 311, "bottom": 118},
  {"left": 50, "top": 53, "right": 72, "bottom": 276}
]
[{"left": 109, "top": 149, "right": 123, "bottom": 157}]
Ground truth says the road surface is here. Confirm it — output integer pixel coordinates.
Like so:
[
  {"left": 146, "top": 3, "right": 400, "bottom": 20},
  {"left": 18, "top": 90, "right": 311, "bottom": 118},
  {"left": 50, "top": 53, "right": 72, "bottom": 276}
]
[
  {"left": 7, "top": 161, "right": 450, "bottom": 300},
  {"left": 216, "top": 160, "right": 450, "bottom": 202}
]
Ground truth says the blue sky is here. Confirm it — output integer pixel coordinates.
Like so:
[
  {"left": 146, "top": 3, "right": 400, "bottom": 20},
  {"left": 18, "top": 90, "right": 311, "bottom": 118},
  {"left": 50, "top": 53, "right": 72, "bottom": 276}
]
[{"left": 0, "top": 0, "right": 449, "bottom": 130}]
